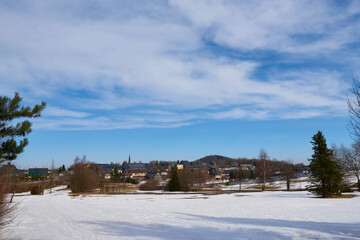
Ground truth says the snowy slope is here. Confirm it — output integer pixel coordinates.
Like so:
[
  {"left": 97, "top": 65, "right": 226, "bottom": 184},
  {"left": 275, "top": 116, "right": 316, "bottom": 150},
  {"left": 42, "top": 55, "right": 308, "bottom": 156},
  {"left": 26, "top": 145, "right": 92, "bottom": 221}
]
[{"left": 6, "top": 188, "right": 360, "bottom": 240}]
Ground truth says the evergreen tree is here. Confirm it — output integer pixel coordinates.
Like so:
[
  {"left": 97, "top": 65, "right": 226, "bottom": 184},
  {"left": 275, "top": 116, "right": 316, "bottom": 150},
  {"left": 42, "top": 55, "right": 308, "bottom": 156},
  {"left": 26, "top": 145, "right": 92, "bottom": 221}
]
[
  {"left": 168, "top": 167, "right": 181, "bottom": 191},
  {"left": 309, "top": 131, "right": 342, "bottom": 197},
  {"left": 229, "top": 171, "right": 236, "bottom": 180},
  {"left": 112, "top": 166, "right": 121, "bottom": 182},
  {"left": 58, "top": 164, "right": 66, "bottom": 173},
  {"left": 0, "top": 92, "right": 46, "bottom": 163}
]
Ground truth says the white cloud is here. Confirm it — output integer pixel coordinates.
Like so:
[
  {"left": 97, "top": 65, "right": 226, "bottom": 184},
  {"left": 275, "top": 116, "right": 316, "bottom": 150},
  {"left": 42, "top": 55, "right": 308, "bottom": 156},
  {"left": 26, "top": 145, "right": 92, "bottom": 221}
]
[
  {"left": 45, "top": 106, "right": 90, "bottom": 118},
  {"left": 170, "top": 0, "right": 360, "bottom": 54},
  {"left": 0, "top": 0, "right": 357, "bottom": 130}
]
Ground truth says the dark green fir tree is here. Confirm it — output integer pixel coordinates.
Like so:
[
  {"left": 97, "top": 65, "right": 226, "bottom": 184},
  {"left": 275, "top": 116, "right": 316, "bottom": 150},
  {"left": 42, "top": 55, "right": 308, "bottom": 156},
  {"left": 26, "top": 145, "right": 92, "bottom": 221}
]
[
  {"left": 0, "top": 92, "right": 46, "bottom": 163},
  {"left": 308, "top": 131, "right": 342, "bottom": 197},
  {"left": 168, "top": 167, "right": 181, "bottom": 191}
]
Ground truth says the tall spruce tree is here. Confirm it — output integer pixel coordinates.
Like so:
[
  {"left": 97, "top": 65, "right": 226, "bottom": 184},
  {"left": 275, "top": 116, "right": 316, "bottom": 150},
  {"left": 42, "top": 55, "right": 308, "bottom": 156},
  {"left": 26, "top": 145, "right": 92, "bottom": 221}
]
[
  {"left": 0, "top": 92, "right": 46, "bottom": 163},
  {"left": 309, "top": 131, "right": 342, "bottom": 197},
  {"left": 168, "top": 167, "right": 181, "bottom": 191}
]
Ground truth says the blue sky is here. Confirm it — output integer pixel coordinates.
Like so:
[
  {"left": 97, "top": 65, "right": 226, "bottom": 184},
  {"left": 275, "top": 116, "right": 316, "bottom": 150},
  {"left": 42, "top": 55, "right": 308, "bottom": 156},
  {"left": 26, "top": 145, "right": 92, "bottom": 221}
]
[{"left": 0, "top": 0, "right": 359, "bottom": 168}]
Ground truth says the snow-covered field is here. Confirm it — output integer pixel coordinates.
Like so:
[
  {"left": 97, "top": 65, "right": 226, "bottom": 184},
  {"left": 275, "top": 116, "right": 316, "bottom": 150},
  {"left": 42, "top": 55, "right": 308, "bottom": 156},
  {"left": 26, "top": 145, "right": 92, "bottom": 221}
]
[{"left": 6, "top": 187, "right": 360, "bottom": 240}]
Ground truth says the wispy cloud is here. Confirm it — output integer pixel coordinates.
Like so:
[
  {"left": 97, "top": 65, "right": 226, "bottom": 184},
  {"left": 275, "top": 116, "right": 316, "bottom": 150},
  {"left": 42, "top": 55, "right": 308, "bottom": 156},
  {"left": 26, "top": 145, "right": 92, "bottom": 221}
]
[
  {"left": 0, "top": 0, "right": 357, "bottom": 130},
  {"left": 44, "top": 106, "right": 91, "bottom": 118}
]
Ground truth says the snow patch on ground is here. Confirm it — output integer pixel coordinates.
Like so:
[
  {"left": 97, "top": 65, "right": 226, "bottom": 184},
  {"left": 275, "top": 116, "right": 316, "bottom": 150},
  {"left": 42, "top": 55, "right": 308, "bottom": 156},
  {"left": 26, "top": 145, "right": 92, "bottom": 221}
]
[{"left": 6, "top": 188, "right": 360, "bottom": 239}]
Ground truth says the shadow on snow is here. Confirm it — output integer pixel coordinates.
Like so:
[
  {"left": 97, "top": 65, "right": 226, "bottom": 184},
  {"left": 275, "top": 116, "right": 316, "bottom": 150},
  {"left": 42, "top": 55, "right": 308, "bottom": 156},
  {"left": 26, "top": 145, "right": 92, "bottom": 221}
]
[{"left": 80, "top": 213, "right": 360, "bottom": 239}]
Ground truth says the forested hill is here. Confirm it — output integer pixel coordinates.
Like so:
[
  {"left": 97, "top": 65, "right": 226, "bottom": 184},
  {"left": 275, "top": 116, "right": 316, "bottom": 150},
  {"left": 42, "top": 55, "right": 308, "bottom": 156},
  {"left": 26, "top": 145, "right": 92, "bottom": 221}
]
[{"left": 196, "top": 155, "right": 234, "bottom": 164}]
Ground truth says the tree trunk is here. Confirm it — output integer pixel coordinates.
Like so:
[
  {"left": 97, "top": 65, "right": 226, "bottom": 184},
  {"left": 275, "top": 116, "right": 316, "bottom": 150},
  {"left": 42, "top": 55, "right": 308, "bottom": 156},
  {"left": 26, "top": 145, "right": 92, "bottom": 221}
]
[{"left": 286, "top": 179, "right": 290, "bottom": 191}]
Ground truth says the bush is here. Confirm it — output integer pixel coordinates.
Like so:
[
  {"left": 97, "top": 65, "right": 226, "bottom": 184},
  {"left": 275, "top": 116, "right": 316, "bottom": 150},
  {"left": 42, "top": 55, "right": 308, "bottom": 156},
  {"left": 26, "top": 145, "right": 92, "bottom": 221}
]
[
  {"left": 340, "top": 182, "right": 353, "bottom": 193},
  {"left": 167, "top": 168, "right": 210, "bottom": 192},
  {"left": 0, "top": 172, "right": 15, "bottom": 231},
  {"left": 178, "top": 169, "right": 210, "bottom": 191},
  {"left": 30, "top": 184, "right": 43, "bottom": 195},
  {"left": 11, "top": 183, "right": 32, "bottom": 193},
  {"left": 125, "top": 177, "right": 138, "bottom": 184},
  {"left": 140, "top": 178, "right": 161, "bottom": 191},
  {"left": 69, "top": 156, "right": 97, "bottom": 193}
]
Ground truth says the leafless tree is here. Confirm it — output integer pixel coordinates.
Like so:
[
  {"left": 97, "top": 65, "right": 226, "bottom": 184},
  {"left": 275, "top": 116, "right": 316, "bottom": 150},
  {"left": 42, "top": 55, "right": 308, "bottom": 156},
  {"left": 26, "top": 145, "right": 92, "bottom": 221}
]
[
  {"left": 348, "top": 143, "right": 360, "bottom": 190},
  {"left": 0, "top": 170, "right": 15, "bottom": 232},
  {"left": 348, "top": 76, "right": 360, "bottom": 142},
  {"left": 236, "top": 169, "right": 250, "bottom": 191},
  {"left": 257, "top": 149, "right": 272, "bottom": 191},
  {"left": 332, "top": 144, "right": 360, "bottom": 191},
  {"left": 178, "top": 169, "right": 210, "bottom": 191},
  {"left": 280, "top": 161, "right": 295, "bottom": 191},
  {"left": 139, "top": 177, "right": 161, "bottom": 191},
  {"left": 69, "top": 156, "right": 97, "bottom": 193},
  {"left": 50, "top": 159, "right": 55, "bottom": 194}
]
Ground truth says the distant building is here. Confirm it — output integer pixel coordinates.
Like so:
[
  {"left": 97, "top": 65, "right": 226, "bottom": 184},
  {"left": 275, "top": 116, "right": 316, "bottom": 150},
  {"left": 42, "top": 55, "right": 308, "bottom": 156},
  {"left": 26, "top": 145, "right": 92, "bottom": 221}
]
[
  {"left": 28, "top": 168, "right": 49, "bottom": 179},
  {"left": 145, "top": 171, "right": 161, "bottom": 180},
  {"left": 176, "top": 164, "right": 184, "bottom": 170},
  {"left": 0, "top": 163, "right": 26, "bottom": 176},
  {"left": 213, "top": 171, "right": 223, "bottom": 180},
  {"left": 124, "top": 170, "right": 148, "bottom": 180},
  {"left": 239, "top": 164, "right": 255, "bottom": 171}
]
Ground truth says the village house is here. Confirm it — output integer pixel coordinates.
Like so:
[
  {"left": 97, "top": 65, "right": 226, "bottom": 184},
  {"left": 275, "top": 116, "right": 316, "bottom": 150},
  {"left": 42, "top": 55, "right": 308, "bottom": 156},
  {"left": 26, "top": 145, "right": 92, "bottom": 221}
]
[{"left": 28, "top": 168, "right": 49, "bottom": 180}]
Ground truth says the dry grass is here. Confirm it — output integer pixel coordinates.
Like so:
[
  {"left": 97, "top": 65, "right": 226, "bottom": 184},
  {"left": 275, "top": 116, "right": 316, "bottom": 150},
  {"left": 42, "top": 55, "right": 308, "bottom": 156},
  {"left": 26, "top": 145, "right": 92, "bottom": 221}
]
[
  {"left": 182, "top": 196, "right": 209, "bottom": 200},
  {"left": 11, "top": 181, "right": 56, "bottom": 194},
  {"left": 250, "top": 185, "right": 281, "bottom": 190},
  {"left": 315, "top": 194, "right": 359, "bottom": 199},
  {"left": 198, "top": 187, "right": 223, "bottom": 192},
  {"left": 233, "top": 194, "right": 247, "bottom": 197},
  {"left": 100, "top": 183, "right": 140, "bottom": 194}
]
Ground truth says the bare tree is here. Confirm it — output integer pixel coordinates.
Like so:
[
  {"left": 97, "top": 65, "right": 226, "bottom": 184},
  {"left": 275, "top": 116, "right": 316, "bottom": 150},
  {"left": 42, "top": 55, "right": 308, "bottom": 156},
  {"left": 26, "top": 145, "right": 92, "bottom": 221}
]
[
  {"left": 139, "top": 177, "right": 161, "bottom": 191},
  {"left": 69, "top": 156, "right": 97, "bottom": 193},
  {"left": 237, "top": 169, "right": 250, "bottom": 191},
  {"left": 177, "top": 169, "right": 210, "bottom": 191},
  {"left": 347, "top": 76, "right": 360, "bottom": 142},
  {"left": 345, "top": 76, "right": 360, "bottom": 190},
  {"left": 257, "top": 149, "right": 272, "bottom": 191},
  {"left": 280, "top": 161, "right": 295, "bottom": 191},
  {"left": 331, "top": 144, "right": 350, "bottom": 189},
  {"left": 348, "top": 143, "right": 360, "bottom": 191},
  {"left": 332, "top": 143, "right": 360, "bottom": 191},
  {"left": 0, "top": 170, "right": 15, "bottom": 232},
  {"left": 50, "top": 159, "right": 55, "bottom": 194}
]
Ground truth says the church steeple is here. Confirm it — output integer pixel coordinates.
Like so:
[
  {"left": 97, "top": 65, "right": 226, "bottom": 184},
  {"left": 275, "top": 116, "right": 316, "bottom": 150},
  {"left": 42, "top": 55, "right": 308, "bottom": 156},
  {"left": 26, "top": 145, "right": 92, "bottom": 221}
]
[{"left": 128, "top": 154, "right": 131, "bottom": 164}]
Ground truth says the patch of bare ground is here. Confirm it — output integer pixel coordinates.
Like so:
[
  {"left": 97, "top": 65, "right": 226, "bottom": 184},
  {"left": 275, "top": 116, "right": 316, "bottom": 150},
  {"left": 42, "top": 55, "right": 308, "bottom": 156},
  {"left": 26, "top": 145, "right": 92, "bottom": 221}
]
[
  {"left": 68, "top": 192, "right": 102, "bottom": 198},
  {"left": 181, "top": 196, "right": 209, "bottom": 200},
  {"left": 100, "top": 183, "right": 140, "bottom": 194},
  {"left": 250, "top": 185, "right": 281, "bottom": 190},
  {"left": 198, "top": 187, "right": 223, "bottom": 192},
  {"left": 294, "top": 179, "right": 312, "bottom": 183},
  {"left": 233, "top": 194, "right": 246, "bottom": 197},
  {"left": 201, "top": 192, "right": 222, "bottom": 196},
  {"left": 314, "top": 194, "right": 359, "bottom": 199}
]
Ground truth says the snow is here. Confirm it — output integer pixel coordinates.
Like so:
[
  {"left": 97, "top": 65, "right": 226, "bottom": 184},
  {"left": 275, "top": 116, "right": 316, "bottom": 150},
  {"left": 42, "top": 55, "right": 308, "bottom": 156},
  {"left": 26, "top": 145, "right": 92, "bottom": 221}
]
[
  {"left": 6, "top": 187, "right": 360, "bottom": 240},
  {"left": 221, "top": 178, "right": 310, "bottom": 191}
]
